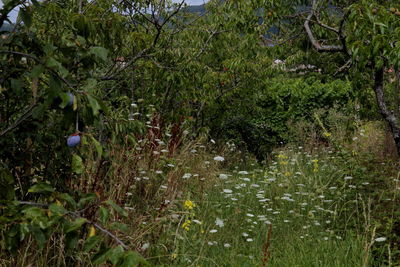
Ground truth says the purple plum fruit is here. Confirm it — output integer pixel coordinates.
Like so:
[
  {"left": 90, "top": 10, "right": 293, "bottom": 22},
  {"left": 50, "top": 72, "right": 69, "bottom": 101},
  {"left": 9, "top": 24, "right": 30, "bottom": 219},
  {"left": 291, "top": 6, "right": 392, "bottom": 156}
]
[{"left": 67, "top": 135, "right": 80, "bottom": 147}]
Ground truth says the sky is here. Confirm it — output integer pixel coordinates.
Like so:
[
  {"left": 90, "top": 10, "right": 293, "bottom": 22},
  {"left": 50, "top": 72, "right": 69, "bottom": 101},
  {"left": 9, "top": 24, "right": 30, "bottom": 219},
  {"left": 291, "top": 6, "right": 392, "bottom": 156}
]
[{"left": 1, "top": 0, "right": 209, "bottom": 23}]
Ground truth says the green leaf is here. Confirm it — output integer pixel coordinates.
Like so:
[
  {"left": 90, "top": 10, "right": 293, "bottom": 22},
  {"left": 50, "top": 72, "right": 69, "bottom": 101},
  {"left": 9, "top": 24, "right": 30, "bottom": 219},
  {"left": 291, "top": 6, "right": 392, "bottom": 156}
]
[
  {"left": 29, "top": 65, "right": 45, "bottom": 78},
  {"left": 30, "top": 224, "right": 46, "bottom": 249},
  {"left": 46, "top": 57, "right": 69, "bottom": 78},
  {"left": 65, "top": 231, "right": 79, "bottom": 252},
  {"left": 22, "top": 206, "right": 45, "bottom": 219},
  {"left": 110, "top": 222, "right": 129, "bottom": 233},
  {"left": 77, "top": 193, "right": 97, "bottom": 208},
  {"left": 49, "top": 203, "right": 67, "bottom": 216},
  {"left": 65, "top": 217, "right": 87, "bottom": 233},
  {"left": 109, "top": 246, "right": 125, "bottom": 265},
  {"left": 28, "top": 183, "right": 55, "bottom": 193},
  {"left": 57, "top": 193, "right": 77, "bottom": 209},
  {"left": 90, "top": 46, "right": 109, "bottom": 62},
  {"left": 90, "top": 135, "right": 103, "bottom": 158},
  {"left": 59, "top": 92, "right": 71, "bottom": 108},
  {"left": 92, "top": 247, "right": 114, "bottom": 265},
  {"left": 71, "top": 154, "right": 84, "bottom": 174},
  {"left": 83, "top": 235, "right": 102, "bottom": 252},
  {"left": 118, "top": 251, "right": 150, "bottom": 267},
  {"left": 99, "top": 206, "right": 109, "bottom": 224},
  {"left": 19, "top": 8, "right": 32, "bottom": 28},
  {"left": 87, "top": 95, "right": 100, "bottom": 116},
  {"left": 105, "top": 200, "right": 127, "bottom": 217}
]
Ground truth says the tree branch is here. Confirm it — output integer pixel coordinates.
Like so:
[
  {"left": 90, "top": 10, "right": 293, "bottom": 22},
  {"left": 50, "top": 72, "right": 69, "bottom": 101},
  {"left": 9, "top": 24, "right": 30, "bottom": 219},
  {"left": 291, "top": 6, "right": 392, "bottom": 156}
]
[{"left": 304, "top": 0, "right": 344, "bottom": 52}]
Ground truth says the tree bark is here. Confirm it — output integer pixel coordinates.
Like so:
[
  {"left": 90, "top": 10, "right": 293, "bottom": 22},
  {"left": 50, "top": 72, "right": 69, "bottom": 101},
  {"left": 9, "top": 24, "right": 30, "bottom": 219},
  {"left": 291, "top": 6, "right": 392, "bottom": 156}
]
[{"left": 374, "top": 67, "right": 400, "bottom": 156}]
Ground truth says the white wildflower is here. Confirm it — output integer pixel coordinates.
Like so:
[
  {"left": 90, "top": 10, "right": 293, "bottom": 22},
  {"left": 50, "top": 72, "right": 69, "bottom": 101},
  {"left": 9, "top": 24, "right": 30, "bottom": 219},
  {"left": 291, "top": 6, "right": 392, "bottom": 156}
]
[
  {"left": 213, "top": 156, "right": 225, "bottom": 162},
  {"left": 215, "top": 218, "right": 224, "bottom": 228}
]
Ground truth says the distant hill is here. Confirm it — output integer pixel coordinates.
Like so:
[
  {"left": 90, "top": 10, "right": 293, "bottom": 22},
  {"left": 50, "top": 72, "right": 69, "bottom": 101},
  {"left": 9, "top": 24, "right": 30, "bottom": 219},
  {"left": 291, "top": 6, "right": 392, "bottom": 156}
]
[{"left": 184, "top": 4, "right": 206, "bottom": 14}]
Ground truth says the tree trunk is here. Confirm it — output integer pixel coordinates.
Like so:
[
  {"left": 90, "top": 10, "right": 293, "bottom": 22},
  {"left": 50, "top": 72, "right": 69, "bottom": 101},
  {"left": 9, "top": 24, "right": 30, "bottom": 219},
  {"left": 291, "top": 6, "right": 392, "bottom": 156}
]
[{"left": 374, "top": 67, "right": 400, "bottom": 157}]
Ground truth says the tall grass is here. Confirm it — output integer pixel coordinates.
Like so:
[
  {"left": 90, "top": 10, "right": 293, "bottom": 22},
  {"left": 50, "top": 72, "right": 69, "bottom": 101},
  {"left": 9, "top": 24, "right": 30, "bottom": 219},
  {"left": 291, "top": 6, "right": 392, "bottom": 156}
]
[{"left": 2, "top": 115, "right": 399, "bottom": 266}]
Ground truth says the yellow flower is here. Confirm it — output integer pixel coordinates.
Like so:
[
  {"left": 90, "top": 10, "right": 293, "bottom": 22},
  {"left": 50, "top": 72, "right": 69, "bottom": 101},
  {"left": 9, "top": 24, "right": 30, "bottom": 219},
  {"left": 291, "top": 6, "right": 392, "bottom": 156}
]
[
  {"left": 284, "top": 171, "right": 291, "bottom": 177},
  {"left": 88, "top": 225, "right": 96, "bottom": 237},
  {"left": 171, "top": 253, "right": 178, "bottom": 260},
  {"left": 323, "top": 132, "right": 331, "bottom": 138},
  {"left": 184, "top": 200, "right": 196, "bottom": 210},
  {"left": 279, "top": 161, "right": 288, "bottom": 165},
  {"left": 277, "top": 154, "right": 288, "bottom": 159},
  {"left": 182, "top": 220, "right": 191, "bottom": 231},
  {"left": 312, "top": 159, "right": 319, "bottom": 172}
]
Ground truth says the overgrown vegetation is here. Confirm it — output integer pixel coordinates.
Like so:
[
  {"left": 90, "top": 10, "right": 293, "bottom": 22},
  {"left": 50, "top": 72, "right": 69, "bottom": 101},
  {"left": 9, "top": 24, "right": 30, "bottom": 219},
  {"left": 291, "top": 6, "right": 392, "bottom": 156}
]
[{"left": 1, "top": 0, "right": 400, "bottom": 266}]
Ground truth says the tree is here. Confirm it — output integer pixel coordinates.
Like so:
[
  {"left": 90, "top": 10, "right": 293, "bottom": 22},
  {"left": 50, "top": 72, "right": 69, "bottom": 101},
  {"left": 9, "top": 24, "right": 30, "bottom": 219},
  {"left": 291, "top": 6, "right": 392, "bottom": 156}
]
[
  {"left": 301, "top": 0, "right": 400, "bottom": 155},
  {"left": 211, "top": 0, "right": 400, "bottom": 155}
]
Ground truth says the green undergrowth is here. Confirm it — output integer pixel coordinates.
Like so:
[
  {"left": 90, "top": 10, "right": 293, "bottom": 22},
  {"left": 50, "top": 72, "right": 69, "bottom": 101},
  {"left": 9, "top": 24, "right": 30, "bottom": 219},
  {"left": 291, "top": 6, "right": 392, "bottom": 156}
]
[{"left": 149, "top": 124, "right": 399, "bottom": 266}]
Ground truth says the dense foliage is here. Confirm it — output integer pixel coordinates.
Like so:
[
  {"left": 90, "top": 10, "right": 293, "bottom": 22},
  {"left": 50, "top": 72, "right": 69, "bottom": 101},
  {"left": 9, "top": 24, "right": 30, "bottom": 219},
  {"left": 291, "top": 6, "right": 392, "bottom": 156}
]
[{"left": 0, "top": 0, "right": 399, "bottom": 265}]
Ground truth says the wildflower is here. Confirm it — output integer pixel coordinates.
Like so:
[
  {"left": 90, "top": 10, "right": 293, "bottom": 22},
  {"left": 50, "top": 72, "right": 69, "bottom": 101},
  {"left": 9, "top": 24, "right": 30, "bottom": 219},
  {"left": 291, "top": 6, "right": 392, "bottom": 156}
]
[
  {"left": 242, "top": 233, "right": 249, "bottom": 237},
  {"left": 213, "top": 156, "right": 225, "bottom": 162},
  {"left": 224, "top": 243, "right": 231, "bottom": 248},
  {"left": 209, "top": 229, "right": 218, "bottom": 233},
  {"left": 223, "top": 189, "right": 233, "bottom": 194},
  {"left": 344, "top": 176, "right": 353, "bottom": 180},
  {"left": 182, "top": 173, "right": 192, "bottom": 179},
  {"left": 284, "top": 171, "right": 291, "bottom": 177},
  {"left": 182, "top": 220, "right": 191, "bottom": 231},
  {"left": 171, "top": 253, "right": 178, "bottom": 259},
  {"left": 184, "top": 200, "right": 196, "bottom": 210},
  {"left": 141, "top": 243, "right": 150, "bottom": 250},
  {"left": 238, "top": 171, "right": 249, "bottom": 175},
  {"left": 323, "top": 132, "right": 331, "bottom": 138},
  {"left": 219, "top": 174, "right": 228, "bottom": 179},
  {"left": 279, "top": 161, "right": 288, "bottom": 165},
  {"left": 215, "top": 218, "right": 224, "bottom": 228},
  {"left": 246, "top": 238, "right": 254, "bottom": 242},
  {"left": 193, "top": 219, "right": 202, "bottom": 225},
  {"left": 375, "top": 237, "right": 387, "bottom": 242}
]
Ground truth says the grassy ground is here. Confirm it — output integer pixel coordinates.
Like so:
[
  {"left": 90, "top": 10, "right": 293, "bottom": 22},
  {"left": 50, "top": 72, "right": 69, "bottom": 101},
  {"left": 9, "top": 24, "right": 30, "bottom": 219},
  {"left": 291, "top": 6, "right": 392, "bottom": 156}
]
[
  {"left": 148, "top": 122, "right": 400, "bottom": 266},
  {"left": 1, "top": 120, "right": 399, "bottom": 266}
]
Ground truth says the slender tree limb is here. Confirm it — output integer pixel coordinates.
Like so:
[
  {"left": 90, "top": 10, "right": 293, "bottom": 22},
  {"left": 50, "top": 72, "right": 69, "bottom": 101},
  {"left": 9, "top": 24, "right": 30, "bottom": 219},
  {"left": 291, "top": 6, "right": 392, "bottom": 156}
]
[
  {"left": 373, "top": 67, "right": 400, "bottom": 155},
  {"left": 0, "top": 103, "right": 36, "bottom": 137},
  {"left": 304, "top": 0, "right": 344, "bottom": 52},
  {"left": 311, "top": 17, "right": 339, "bottom": 34}
]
